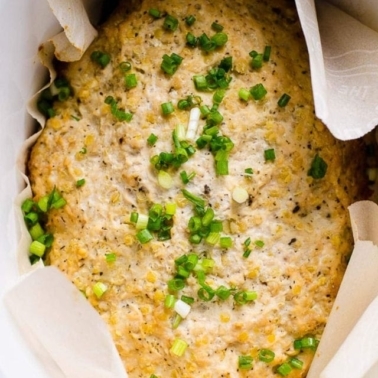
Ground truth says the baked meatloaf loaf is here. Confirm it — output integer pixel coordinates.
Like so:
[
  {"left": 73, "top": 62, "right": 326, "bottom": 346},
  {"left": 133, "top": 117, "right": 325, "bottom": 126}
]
[{"left": 28, "top": 0, "right": 368, "bottom": 376}]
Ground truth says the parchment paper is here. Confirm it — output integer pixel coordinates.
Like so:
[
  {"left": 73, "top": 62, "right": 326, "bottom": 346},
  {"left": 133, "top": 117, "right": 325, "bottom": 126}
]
[
  {"left": 296, "top": 0, "right": 378, "bottom": 140},
  {"left": 4, "top": 0, "right": 378, "bottom": 377}
]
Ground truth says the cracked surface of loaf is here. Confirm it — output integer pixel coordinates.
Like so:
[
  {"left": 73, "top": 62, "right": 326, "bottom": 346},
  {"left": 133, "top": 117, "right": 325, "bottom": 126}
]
[{"left": 28, "top": 0, "right": 368, "bottom": 376}]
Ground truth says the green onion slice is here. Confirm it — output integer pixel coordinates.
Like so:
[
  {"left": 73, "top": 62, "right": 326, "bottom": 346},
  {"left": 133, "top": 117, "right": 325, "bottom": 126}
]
[
  {"left": 136, "top": 229, "right": 154, "bottom": 244},
  {"left": 259, "top": 348, "right": 275, "bottom": 363},
  {"left": 278, "top": 93, "right": 291, "bottom": 107},
  {"left": 238, "top": 355, "right": 253, "bottom": 370},
  {"left": 170, "top": 338, "right": 188, "bottom": 356}
]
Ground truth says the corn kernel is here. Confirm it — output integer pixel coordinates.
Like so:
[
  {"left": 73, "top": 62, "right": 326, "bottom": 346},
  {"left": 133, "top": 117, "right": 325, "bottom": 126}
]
[
  {"left": 220, "top": 313, "right": 231, "bottom": 323},
  {"left": 124, "top": 234, "right": 134, "bottom": 246},
  {"left": 292, "top": 285, "right": 302, "bottom": 295},
  {"left": 267, "top": 334, "right": 276, "bottom": 343},
  {"left": 85, "top": 134, "right": 94, "bottom": 146},
  {"left": 238, "top": 331, "right": 249, "bottom": 342},
  {"left": 153, "top": 290, "right": 165, "bottom": 302},
  {"left": 110, "top": 190, "right": 120, "bottom": 204},
  {"left": 146, "top": 270, "right": 157, "bottom": 283}
]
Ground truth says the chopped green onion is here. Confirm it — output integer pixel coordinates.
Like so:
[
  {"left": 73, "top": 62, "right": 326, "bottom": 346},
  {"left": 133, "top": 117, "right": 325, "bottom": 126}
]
[
  {"left": 289, "top": 357, "right": 304, "bottom": 369},
  {"left": 232, "top": 187, "right": 249, "bottom": 204},
  {"left": 130, "top": 211, "right": 139, "bottom": 224},
  {"left": 255, "top": 240, "right": 264, "bottom": 248},
  {"left": 148, "top": 8, "right": 161, "bottom": 18},
  {"left": 29, "top": 223, "right": 44, "bottom": 240},
  {"left": 193, "top": 75, "right": 208, "bottom": 91},
  {"left": 54, "top": 77, "right": 69, "bottom": 88},
  {"left": 215, "top": 159, "right": 229, "bottom": 176},
  {"left": 211, "top": 32, "right": 228, "bottom": 47},
  {"left": 211, "top": 22, "right": 224, "bottom": 32},
  {"left": 263, "top": 45, "right": 271, "bottom": 61},
  {"left": 172, "top": 313, "right": 182, "bottom": 329},
  {"left": 149, "top": 204, "right": 163, "bottom": 221},
  {"left": 207, "top": 110, "right": 223, "bottom": 126},
  {"left": 189, "top": 234, "right": 202, "bottom": 244},
  {"left": 180, "top": 170, "right": 196, "bottom": 184},
  {"left": 308, "top": 154, "right": 327, "bottom": 179},
  {"left": 186, "top": 32, "right": 197, "bottom": 47},
  {"left": 294, "top": 336, "right": 319, "bottom": 351},
  {"left": 238, "top": 88, "right": 251, "bottom": 102},
  {"left": 24, "top": 212, "right": 39, "bottom": 226},
  {"left": 170, "top": 338, "right": 188, "bottom": 357},
  {"left": 93, "top": 282, "right": 108, "bottom": 299},
  {"left": 76, "top": 178, "right": 85, "bottom": 187},
  {"left": 176, "top": 265, "right": 190, "bottom": 279},
  {"left": 174, "top": 298, "right": 191, "bottom": 318},
  {"left": 249, "top": 50, "right": 258, "bottom": 58},
  {"left": 58, "top": 87, "right": 71, "bottom": 101},
  {"left": 219, "top": 56, "right": 233, "bottom": 72},
  {"left": 198, "top": 33, "right": 215, "bottom": 52},
  {"left": 182, "top": 189, "right": 206, "bottom": 208},
  {"left": 21, "top": 198, "right": 35, "bottom": 213},
  {"left": 161, "top": 53, "right": 183, "bottom": 75},
  {"left": 259, "top": 349, "right": 275, "bottom": 363},
  {"left": 220, "top": 236, "right": 232, "bottom": 248},
  {"left": 264, "top": 148, "right": 276, "bottom": 161},
  {"left": 136, "top": 229, "right": 154, "bottom": 244},
  {"left": 216, "top": 285, "right": 231, "bottom": 300},
  {"left": 184, "top": 254, "right": 199, "bottom": 271},
  {"left": 37, "top": 233, "right": 53, "bottom": 248},
  {"left": 201, "top": 207, "right": 214, "bottom": 226},
  {"left": 165, "top": 202, "right": 177, "bottom": 216},
  {"left": 163, "top": 14, "right": 179, "bottom": 31},
  {"left": 181, "top": 295, "right": 195, "bottom": 305},
  {"left": 200, "top": 105, "right": 211, "bottom": 117},
  {"left": 147, "top": 133, "right": 158, "bottom": 146},
  {"left": 125, "top": 73, "right": 138, "bottom": 89},
  {"left": 185, "top": 15, "right": 196, "bottom": 26},
  {"left": 150, "top": 375, "right": 159, "bottom": 378},
  {"left": 188, "top": 216, "right": 202, "bottom": 232},
  {"left": 213, "top": 89, "right": 226, "bottom": 104},
  {"left": 250, "top": 83, "right": 267, "bottom": 100},
  {"left": 164, "top": 294, "right": 176, "bottom": 308},
  {"left": 29, "top": 240, "right": 46, "bottom": 257},
  {"left": 205, "top": 231, "right": 220, "bottom": 245},
  {"left": 119, "top": 61, "right": 132, "bottom": 72},
  {"left": 158, "top": 170, "right": 173, "bottom": 189},
  {"left": 210, "top": 220, "right": 223, "bottom": 232},
  {"left": 277, "top": 362, "right": 292, "bottom": 376},
  {"left": 37, "top": 195, "right": 49, "bottom": 212},
  {"left": 251, "top": 53, "right": 263, "bottom": 69},
  {"left": 105, "top": 253, "right": 117, "bottom": 263},
  {"left": 278, "top": 93, "right": 291, "bottom": 107},
  {"left": 168, "top": 278, "right": 186, "bottom": 291},
  {"left": 243, "top": 249, "right": 252, "bottom": 258},
  {"left": 198, "top": 285, "right": 215, "bottom": 301},
  {"left": 105, "top": 96, "right": 133, "bottom": 122},
  {"left": 244, "top": 168, "right": 253, "bottom": 175},
  {"left": 234, "top": 290, "right": 257, "bottom": 305},
  {"left": 134, "top": 212, "right": 147, "bottom": 228},
  {"left": 90, "top": 51, "right": 111, "bottom": 68},
  {"left": 175, "top": 254, "right": 188, "bottom": 265},
  {"left": 79, "top": 147, "right": 87, "bottom": 154},
  {"left": 238, "top": 355, "right": 253, "bottom": 370},
  {"left": 161, "top": 101, "right": 175, "bottom": 115},
  {"left": 51, "top": 197, "right": 67, "bottom": 210}
]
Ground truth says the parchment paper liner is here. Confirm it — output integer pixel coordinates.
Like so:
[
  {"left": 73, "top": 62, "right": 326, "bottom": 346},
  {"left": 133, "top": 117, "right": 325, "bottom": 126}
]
[{"left": 5, "top": 1, "right": 378, "bottom": 377}]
